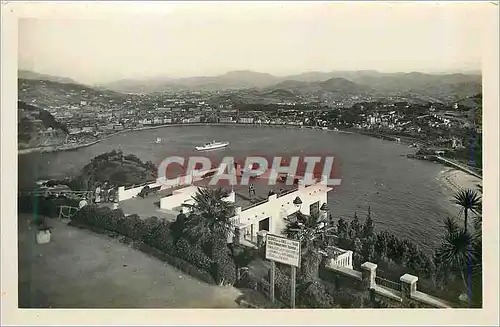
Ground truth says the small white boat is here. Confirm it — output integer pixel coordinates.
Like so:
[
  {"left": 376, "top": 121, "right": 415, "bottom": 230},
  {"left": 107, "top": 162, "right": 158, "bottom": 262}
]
[
  {"left": 195, "top": 140, "right": 229, "bottom": 151},
  {"left": 155, "top": 137, "right": 162, "bottom": 144}
]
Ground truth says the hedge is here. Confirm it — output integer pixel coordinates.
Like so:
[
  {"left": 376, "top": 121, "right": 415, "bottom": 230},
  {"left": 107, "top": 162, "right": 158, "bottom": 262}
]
[{"left": 211, "top": 242, "right": 237, "bottom": 286}]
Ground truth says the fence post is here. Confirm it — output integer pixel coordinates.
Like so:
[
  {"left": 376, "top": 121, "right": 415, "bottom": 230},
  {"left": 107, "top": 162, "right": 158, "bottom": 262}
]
[
  {"left": 400, "top": 273, "right": 418, "bottom": 305},
  {"left": 360, "top": 262, "right": 377, "bottom": 289}
]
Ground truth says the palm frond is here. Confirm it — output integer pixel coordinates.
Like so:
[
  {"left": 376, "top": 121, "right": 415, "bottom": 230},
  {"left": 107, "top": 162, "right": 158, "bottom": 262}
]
[
  {"left": 182, "top": 187, "right": 236, "bottom": 244},
  {"left": 443, "top": 217, "right": 459, "bottom": 235},
  {"left": 436, "top": 226, "right": 477, "bottom": 274},
  {"left": 452, "top": 189, "right": 482, "bottom": 215}
]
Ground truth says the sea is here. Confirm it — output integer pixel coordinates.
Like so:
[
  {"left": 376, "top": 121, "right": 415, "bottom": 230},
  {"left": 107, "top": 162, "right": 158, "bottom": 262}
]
[{"left": 18, "top": 125, "right": 461, "bottom": 252}]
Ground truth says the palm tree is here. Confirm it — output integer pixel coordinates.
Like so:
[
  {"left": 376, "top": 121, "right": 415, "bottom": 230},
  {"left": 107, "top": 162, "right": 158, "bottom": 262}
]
[
  {"left": 183, "top": 187, "right": 236, "bottom": 254},
  {"left": 435, "top": 217, "right": 478, "bottom": 303},
  {"left": 283, "top": 211, "right": 336, "bottom": 281},
  {"left": 452, "top": 188, "right": 482, "bottom": 234}
]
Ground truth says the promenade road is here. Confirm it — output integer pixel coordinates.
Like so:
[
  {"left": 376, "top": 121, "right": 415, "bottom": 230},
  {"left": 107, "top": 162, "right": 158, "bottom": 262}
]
[{"left": 18, "top": 214, "right": 242, "bottom": 308}]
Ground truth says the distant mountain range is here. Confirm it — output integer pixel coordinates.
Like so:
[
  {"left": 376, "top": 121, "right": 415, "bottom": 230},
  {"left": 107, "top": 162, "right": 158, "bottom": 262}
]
[
  {"left": 98, "top": 69, "right": 479, "bottom": 91},
  {"left": 18, "top": 69, "right": 482, "bottom": 103}
]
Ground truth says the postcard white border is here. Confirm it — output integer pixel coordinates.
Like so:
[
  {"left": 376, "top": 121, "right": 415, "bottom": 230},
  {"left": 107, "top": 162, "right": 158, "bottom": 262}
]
[{"left": 2, "top": 1, "right": 498, "bottom": 325}]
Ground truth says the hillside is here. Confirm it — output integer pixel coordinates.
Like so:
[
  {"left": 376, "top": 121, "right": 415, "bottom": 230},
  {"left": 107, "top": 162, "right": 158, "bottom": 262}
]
[
  {"left": 18, "top": 77, "right": 126, "bottom": 108},
  {"left": 456, "top": 93, "right": 482, "bottom": 109},
  {"left": 345, "top": 72, "right": 482, "bottom": 100},
  {"left": 18, "top": 70, "right": 78, "bottom": 84},
  {"left": 18, "top": 101, "right": 68, "bottom": 148},
  {"left": 70, "top": 150, "right": 157, "bottom": 190},
  {"left": 251, "top": 77, "right": 374, "bottom": 103}
]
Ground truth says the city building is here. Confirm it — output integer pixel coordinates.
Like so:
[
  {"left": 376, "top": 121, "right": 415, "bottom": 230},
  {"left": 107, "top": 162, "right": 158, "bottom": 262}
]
[
  {"left": 156, "top": 175, "right": 333, "bottom": 247},
  {"left": 239, "top": 117, "right": 254, "bottom": 124}
]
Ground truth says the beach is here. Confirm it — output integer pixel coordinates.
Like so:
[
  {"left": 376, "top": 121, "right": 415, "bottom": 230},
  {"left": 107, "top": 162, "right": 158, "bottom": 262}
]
[{"left": 440, "top": 168, "right": 482, "bottom": 195}]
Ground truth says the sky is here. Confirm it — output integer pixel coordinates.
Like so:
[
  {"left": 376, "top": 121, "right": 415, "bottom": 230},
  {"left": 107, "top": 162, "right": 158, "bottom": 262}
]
[{"left": 17, "top": 2, "right": 487, "bottom": 85}]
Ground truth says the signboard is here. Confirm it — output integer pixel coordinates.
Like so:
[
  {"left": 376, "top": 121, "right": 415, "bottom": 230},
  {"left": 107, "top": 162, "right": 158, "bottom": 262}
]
[{"left": 265, "top": 234, "right": 301, "bottom": 267}]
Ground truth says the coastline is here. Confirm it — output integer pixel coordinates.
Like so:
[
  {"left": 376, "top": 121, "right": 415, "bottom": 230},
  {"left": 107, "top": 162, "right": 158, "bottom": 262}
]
[
  {"left": 17, "top": 140, "right": 101, "bottom": 155},
  {"left": 439, "top": 168, "right": 482, "bottom": 195},
  {"left": 16, "top": 123, "right": 354, "bottom": 156},
  {"left": 438, "top": 168, "right": 482, "bottom": 223}
]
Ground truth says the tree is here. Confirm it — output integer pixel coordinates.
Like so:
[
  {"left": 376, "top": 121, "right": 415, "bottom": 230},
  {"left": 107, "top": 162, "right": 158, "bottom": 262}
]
[
  {"left": 336, "top": 217, "right": 349, "bottom": 240},
  {"left": 435, "top": 217, "right": 478, "bottom": 303},
  {"left": 362, "top": 206, "right": 375, "bottom": 240},
  {"left": 352, "top": 237, "right": 363, "bottom": 266},
  {"left": 283, "top": 211, "right": 336, "bottom": 281},
  {"left": 183, "top": 187, "right": 236, "bottom": 256},
  {"left": 452, "top": 188, "right": 482, "bottom": 234},
  {"left": 349, "top": 212, "right": 361, "bottom": 240},
  {"left": 471, "top": 215, "right": 483, "bottom": 306}
]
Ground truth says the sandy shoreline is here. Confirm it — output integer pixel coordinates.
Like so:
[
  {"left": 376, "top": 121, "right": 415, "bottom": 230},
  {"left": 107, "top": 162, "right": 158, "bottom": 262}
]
[{"left": 439, "top": 168, "right": 482, "bottom": 195}]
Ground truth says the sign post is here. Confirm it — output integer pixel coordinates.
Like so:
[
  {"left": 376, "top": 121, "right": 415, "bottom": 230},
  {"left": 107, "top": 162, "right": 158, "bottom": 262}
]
[
  {"left": 270, "top": 261, "right": 275, "bottom": 303},
  {"left": 291, "top": 266, "right": 296, "bottom": 308},
  {"left": 265, "top": 234, "right": 301, "bottom": 308}
]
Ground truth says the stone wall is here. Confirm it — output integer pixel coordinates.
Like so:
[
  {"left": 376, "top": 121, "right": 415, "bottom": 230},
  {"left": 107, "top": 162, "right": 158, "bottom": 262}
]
[{"left": 322, "top": 261, "right": 454, "bottom": 308}]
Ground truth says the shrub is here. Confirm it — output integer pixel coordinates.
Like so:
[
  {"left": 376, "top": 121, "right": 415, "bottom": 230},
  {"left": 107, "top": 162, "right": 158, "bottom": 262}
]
[
  {"left": 297, "top": 280, "right": 335, "bottom": 308},
  {"left": 144, "top": 220, "right": 173, "bottom": 253},
  {"left": 174, "top": 238, "right": 213, "bottom": 272},
  {"left": 104, "top": 208, "right": 126, "bottom": 231},
  {"left": 330, "top": 289, "right": 365, "bottom": 308},
  {"left": 267, "top": 267, "right": 291, "bottom": 305},
  {"left": 210, "top": 243, "right": 237, "bottom": 286},
  {"left": 128, "top": 214, "right": 149, "bottom": 241},
  {"left": 235, "top": 269, "right": 273, "bottom": 298},
  {"left": 234, "top": 246, "right": 259, "bottom": 268}
]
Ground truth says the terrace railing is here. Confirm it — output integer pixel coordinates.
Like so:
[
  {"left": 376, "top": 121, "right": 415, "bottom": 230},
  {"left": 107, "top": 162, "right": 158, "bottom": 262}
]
[
  {"left": 123, "top": 181, "right": 150, "bottom": 190},
  {"left": 375, "top": 276, "right": 402, "bottom": 292},
  {"left": 276, "top": 187, "right": 298, "bottom": 198}
]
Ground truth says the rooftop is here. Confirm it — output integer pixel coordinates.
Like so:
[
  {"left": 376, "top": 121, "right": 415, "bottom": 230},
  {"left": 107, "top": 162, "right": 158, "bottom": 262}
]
[
  {"left": 110, "top": 173, "right": 322, "bottom": 220},
  {"left": 190, "top": 176, "right": 298, "bottom": 210}
]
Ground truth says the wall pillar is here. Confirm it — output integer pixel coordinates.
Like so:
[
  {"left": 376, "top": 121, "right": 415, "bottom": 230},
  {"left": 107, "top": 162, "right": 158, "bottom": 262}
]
[
  {"left": 118, "top": 186, "right": 125, "bottom": 201},
  {"left": 400, "top": 274, "right": 418, "bottom": 304},
  {"left": 361, "top": 262, "right": 377, "bottom": 289}
]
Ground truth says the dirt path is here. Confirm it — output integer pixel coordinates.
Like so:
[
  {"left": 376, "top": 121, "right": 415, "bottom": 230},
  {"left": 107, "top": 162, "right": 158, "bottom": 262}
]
[{"left": 18, "top": 214, "right": 243, "bottom": 308}]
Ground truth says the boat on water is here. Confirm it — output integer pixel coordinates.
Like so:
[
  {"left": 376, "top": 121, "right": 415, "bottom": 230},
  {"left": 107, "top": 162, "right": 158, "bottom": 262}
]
[
  {"left": 155, "top": 137, "right": 162, "bottom": 144},
  {"left": 195, "top": 140, "right": 229, "bottom": 151}
]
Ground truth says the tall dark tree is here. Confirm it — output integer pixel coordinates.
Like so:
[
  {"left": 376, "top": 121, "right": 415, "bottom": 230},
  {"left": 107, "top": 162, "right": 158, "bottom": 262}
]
[
  {"left": 284, "top": 211, "right": 336, "bottom": 281},
  {"left": 183, "top": 187, "right": 236, "bottom": 257},
  {"left": 349, "top": 212, "right": 361, "bottom": 240},
  {"left": 336, "top": 217, "right": 349, "bottom": 240},
  {"left": 452, "top": 189, "right": 482, "bottom": 234},
  {"left": 362, "top": 206, "right": 375, "bottom": 240},
  {"left": 435, "top": 217, "right": 478, "bottom": 303}
]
